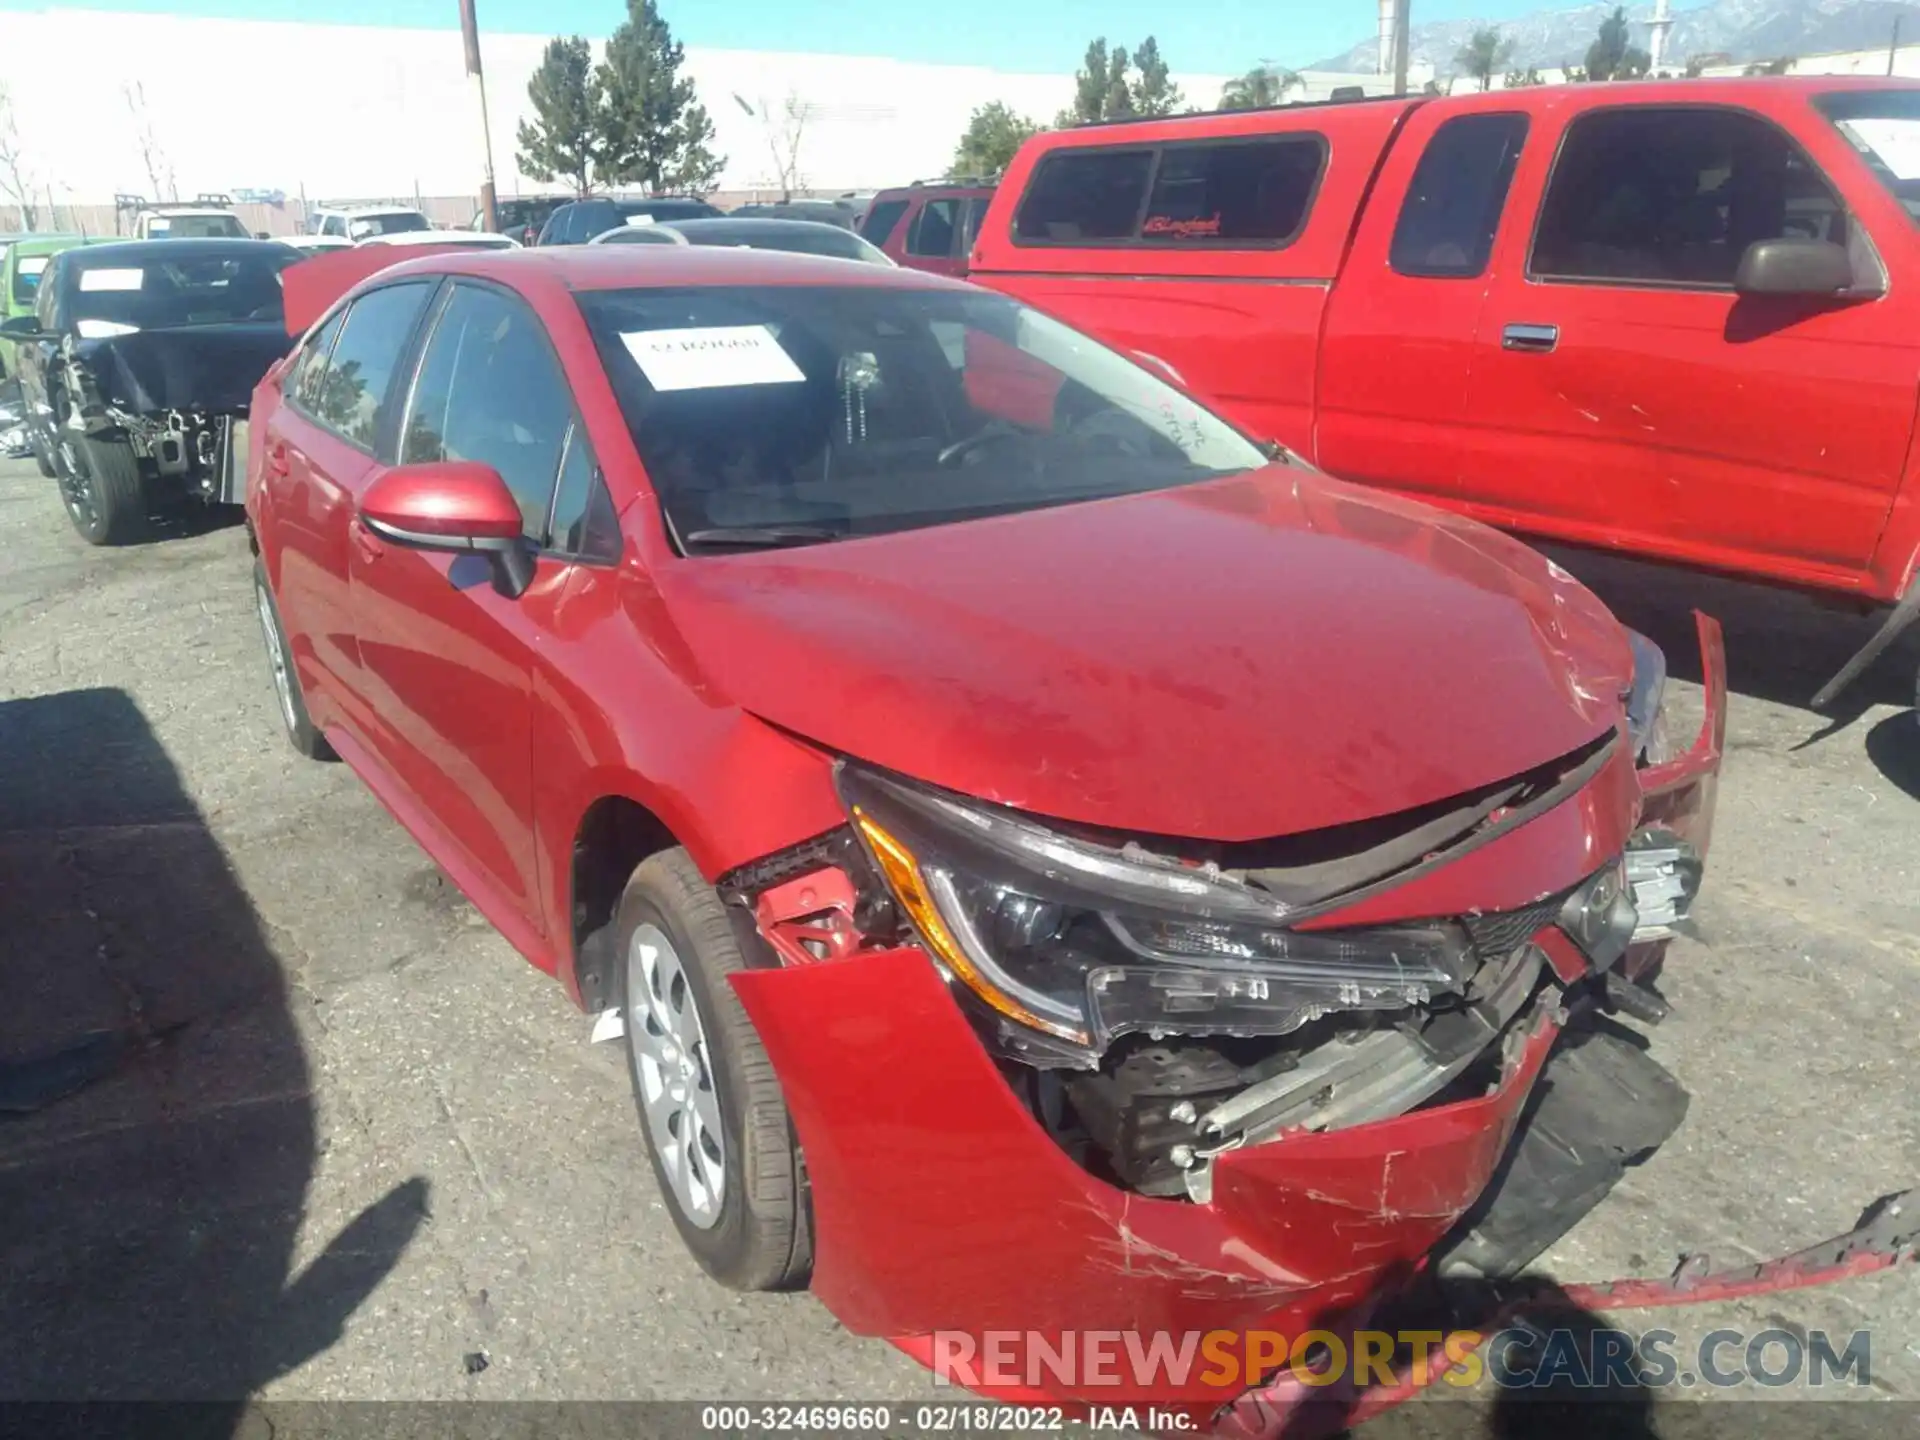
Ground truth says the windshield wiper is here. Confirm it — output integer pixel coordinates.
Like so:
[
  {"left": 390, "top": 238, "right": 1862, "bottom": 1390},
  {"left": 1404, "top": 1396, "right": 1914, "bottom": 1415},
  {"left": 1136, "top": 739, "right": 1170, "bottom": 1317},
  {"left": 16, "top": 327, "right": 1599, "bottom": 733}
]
[{"left": 680, "top": 523, "right": 845, "bottom": 552}]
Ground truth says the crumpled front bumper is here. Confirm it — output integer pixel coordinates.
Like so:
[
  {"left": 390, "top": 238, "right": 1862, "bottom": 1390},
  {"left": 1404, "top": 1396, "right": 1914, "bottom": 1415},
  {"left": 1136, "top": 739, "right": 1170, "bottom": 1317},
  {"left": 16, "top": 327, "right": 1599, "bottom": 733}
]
[
  {"left": 726, "top": 609, "right": 1894, "bottom": 1431},
  {"left": 734, "top": 946, "right": 1564, "bottom": 1412}
]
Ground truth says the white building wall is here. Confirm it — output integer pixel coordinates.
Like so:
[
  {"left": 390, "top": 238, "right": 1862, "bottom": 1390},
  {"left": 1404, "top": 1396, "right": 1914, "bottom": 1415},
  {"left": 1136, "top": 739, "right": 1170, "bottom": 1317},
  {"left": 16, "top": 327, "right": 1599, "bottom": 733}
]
[{"left": 0, "top": 9, "right": 1245, "bottom": 205}]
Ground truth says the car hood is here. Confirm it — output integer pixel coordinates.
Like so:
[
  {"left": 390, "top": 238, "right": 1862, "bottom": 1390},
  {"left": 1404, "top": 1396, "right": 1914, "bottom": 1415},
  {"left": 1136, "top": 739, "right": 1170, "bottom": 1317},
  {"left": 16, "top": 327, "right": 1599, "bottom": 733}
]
[
  {"left": 652, "top": 468, "right": 1633, "bottom": 841},
  {"left": 77, "top": 323, "right": 290, "bottom": 415}
]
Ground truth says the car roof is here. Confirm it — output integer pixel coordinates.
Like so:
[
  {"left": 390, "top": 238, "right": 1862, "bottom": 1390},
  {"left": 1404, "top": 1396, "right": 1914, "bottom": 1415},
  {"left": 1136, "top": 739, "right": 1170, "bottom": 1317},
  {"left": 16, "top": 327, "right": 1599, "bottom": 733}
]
[
  {"left": 359, "top": 242, "right": 968, "bottom": 294},
  {"left": 872, "top": 182, "right": 995, "bottom": 201},
  {"left": 69, "top": 237, "right": 299, "bottom": 263},
  {"left": 664, "top": 217, "right": 863, "bottom": 240},
  {"left": 145, "top": 206, "right": 238, "bottom": 216},
  {"left": 6, "top": 234, "right": 96, "bottom": 256}
]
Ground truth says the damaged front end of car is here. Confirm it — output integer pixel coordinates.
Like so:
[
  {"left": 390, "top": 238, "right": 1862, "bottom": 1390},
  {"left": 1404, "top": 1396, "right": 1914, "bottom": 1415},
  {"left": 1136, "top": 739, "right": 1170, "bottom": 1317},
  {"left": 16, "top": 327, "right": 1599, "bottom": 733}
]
[
  {"left": 53, "top": 327, "right": 279, "bottom": 506},
  {"left": 710, "top": 610, "right": 1910, "bottom": 1429}
]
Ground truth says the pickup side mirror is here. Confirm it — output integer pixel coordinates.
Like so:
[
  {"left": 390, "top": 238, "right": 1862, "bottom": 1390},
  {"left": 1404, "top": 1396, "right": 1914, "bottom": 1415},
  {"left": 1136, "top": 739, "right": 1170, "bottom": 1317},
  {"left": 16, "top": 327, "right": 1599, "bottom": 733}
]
[
  {"left": 255, "top": 231, "right": 272, "bottom": 240},
  {"left": 359, "top": 462, "right": 535, "bottom": 598},
  {"left": 0, "top": 314, "right": 51, "bottom": 340},
  {"left": 1734, "top": 237, "right": 1853, "bottom": 297}
]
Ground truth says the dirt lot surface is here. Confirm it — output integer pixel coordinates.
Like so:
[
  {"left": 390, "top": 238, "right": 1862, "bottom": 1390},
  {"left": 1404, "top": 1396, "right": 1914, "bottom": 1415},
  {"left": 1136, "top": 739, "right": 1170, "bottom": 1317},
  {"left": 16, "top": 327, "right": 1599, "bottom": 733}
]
[{"left": 0, "top": 455, "right": 1915, "bottom": 1434}]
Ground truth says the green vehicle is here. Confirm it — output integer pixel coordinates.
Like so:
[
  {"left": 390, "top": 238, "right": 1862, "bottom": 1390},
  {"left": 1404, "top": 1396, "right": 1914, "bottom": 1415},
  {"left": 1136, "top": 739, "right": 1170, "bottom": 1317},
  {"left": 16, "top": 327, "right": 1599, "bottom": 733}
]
[
  {"left": 2, "top": 235, "right": 99, "bottom": 473},
  {"left": 2, "top": 234, "right": 98, "bottom": 361}
]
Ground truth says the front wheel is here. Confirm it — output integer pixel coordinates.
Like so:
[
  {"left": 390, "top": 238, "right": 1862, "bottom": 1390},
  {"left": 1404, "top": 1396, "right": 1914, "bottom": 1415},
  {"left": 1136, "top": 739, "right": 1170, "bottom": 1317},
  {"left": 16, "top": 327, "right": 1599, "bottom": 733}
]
[
  {"left": 616, "top": 849, "right": 812, "bottom": 1291},
  {"left": 56, "top": 432, "right": 147, "bottom": 545}
]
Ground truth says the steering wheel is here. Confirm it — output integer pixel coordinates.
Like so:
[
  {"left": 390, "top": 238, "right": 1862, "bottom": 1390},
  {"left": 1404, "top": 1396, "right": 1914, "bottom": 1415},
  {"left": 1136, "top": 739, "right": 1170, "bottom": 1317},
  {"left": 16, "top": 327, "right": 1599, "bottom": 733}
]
[
  {"left": 1070, "top": 406, "right": 1156, "bottom": 458},
  {"left": 936, "top": 419, "right": 1024, "bottom": 468}
]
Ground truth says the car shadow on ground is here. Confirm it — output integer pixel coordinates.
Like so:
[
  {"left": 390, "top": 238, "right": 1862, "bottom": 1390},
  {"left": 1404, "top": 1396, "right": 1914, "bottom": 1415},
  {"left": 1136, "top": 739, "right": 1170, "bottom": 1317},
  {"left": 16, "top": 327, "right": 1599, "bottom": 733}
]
[{"left": 0, "top": 687, "right": 425, "bottom": 1431}]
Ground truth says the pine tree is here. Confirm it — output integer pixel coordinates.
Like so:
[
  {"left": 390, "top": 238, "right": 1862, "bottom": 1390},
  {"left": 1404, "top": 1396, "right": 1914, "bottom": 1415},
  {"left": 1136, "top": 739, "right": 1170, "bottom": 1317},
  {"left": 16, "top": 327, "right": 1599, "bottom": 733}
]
[
  {"left": 516, "top": 37, "right": 603, "bottom": 196},
  {"left": 596, "top": 0, "right": 724, "bottom": 195}
]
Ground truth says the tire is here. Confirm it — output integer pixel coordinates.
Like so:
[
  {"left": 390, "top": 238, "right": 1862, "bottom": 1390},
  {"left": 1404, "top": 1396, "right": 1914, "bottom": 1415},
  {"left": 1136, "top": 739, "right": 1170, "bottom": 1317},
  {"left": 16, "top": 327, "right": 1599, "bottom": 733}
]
[
  {"left": 616, "top": 849, "right": 812, "bottom": 1291},
  {"left": 29, "top": 430, "right": 54, "bottom": 480},
  {"left": 253, "top": 560, "right": 335, "bottom": 761},
  {"left": 56, "top": 432, "right": 147, "bottom": 545}
]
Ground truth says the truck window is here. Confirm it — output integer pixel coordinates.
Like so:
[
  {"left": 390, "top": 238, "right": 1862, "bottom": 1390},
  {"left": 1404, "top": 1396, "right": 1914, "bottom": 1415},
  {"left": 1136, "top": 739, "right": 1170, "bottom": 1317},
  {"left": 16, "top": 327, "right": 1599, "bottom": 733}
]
[
  {"left": 1015, "top": 138, "right": 1325, "bottom": 246},
  {"left": 1815, "top": 87, "right": 1920, "bottom": 224},
  {"left": 1016, "top": 149, "right": 1154, "bottom": 242},
  {"left": 1139, "top": 138, "right": 1324, "bottom": 244},
  {"left": 1531, "top": 106, "right": 1845, "bottom": 288},
  {"left": 908, "top": 200, "right": 960, "bottom": 256},
  {"left": 861, "top": 199, "right": 909, "bottom": 245},
  {"left": 1390, "top": 113, "right": 1529, "bottom": 278}
]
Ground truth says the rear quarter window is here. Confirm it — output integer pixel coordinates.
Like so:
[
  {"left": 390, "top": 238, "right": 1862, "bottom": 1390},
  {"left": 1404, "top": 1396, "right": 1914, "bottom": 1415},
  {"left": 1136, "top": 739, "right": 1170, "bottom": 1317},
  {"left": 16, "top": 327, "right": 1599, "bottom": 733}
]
[
  {"left": 861, "top": 198, "right": 910, "bottom": 244},
  {"left": 1014, "top": 136, "right": 1327, "bottom": 247}
]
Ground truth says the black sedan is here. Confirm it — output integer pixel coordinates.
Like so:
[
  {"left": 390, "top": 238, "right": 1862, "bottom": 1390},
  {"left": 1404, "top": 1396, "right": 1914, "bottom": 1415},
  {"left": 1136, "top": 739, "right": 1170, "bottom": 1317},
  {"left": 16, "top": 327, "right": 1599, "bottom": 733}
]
[{"left": 1, "top": 238, "right": 300, "bottom": 544}]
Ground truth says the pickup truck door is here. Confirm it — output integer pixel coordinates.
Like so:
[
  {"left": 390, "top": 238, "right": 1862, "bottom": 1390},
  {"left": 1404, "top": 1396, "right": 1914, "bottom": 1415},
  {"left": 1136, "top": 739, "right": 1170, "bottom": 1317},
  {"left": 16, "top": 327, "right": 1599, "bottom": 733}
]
[
  {"left": 1461, "top": 93, "right": 1920, "bottom": 589},
  {"left": 1317, "top": 98, "right": 1531, "bottom": 493}
]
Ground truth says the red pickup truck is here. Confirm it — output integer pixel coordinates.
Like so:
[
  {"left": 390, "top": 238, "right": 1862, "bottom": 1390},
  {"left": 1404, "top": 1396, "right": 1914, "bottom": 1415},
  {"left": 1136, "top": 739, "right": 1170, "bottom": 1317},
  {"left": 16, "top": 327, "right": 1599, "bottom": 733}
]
[{"left": 971, "top": 77, "right": 1920, "bottom": 707}]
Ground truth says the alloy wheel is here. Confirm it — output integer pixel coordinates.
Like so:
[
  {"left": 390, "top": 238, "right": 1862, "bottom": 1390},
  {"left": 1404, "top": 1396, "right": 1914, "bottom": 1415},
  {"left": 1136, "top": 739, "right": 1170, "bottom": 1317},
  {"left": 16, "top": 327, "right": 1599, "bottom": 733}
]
[
  {"left": 255, "top": 583, "right": 299, "bottom": 735},
  {"left": 626, "top": 921, "right": 727, "bottom": 1228}
]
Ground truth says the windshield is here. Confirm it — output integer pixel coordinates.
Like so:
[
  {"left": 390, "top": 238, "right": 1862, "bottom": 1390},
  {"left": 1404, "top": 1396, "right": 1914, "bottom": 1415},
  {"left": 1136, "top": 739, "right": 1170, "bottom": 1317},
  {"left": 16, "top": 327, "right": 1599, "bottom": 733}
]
[
  {"left": 1816, "top": 88, "right": 1920, "bottom": 221},
  {"left": 149, "top": 213, "right": 248, "bottom": 239},
  {"left": 347, "top": 212, "right": 430, "bottom": 239},
  {"left": 576, "top": 284, "right": 1264, "bottom": 548},
  {"left": 67, "top": 252, "right": 295, "bottom": 330}
]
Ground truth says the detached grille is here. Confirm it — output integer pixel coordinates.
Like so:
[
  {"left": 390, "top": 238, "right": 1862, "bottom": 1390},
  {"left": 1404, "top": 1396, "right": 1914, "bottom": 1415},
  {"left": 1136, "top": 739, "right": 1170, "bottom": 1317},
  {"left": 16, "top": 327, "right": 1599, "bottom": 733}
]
[{"left": 1464, "top": 893, "right": 1565, "bottom": 962}]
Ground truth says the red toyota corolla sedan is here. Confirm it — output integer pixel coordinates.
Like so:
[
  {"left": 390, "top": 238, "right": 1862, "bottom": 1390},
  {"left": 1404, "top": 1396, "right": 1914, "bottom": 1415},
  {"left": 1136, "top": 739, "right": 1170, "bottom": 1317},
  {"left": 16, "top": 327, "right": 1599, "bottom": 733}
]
[{"left": 247, "top": 245, "right": 1739, "bottom": 1424}]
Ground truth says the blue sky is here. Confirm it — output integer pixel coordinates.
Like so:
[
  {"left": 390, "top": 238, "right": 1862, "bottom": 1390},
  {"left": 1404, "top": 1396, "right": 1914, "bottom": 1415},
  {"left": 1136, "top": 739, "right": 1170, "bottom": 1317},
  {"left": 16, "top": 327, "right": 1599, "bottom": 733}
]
[{"left": 0, "top": 0, "right": 1560, "bottom": 71}]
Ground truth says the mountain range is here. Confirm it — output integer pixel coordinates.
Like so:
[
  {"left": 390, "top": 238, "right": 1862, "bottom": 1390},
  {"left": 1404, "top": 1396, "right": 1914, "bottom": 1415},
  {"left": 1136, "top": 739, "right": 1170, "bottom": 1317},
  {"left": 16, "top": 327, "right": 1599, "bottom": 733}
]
[{"left": 1310, "top": 0, "right": 1920, "bottom": 75}]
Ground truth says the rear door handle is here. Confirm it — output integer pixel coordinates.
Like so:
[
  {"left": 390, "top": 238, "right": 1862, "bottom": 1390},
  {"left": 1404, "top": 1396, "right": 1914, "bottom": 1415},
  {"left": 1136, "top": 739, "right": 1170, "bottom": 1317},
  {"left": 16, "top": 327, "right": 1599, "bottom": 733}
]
[
  {"left": 265, "top": 440, "right": 290, "bottom": 476},
  {"left": 1501, "top": 322, "right": 1560, "bottom": 353}
]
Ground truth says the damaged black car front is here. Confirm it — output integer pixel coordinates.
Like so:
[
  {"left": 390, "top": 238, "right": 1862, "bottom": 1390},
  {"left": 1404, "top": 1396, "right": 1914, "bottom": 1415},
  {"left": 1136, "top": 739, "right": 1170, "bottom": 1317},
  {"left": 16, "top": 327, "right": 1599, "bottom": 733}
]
[{"left": 2, "top": 239, "right": 300, "bottom": 545}]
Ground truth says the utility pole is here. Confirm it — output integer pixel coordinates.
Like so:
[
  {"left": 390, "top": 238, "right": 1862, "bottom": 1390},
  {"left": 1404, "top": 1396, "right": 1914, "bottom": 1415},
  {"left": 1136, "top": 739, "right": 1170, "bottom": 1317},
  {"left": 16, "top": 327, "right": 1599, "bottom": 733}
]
[
  {"left": 1890, "top": 16, "right": 1903, "bottom": 76},
  {"left": 458, "top": 0, "right": 499, "bottom": 234}
]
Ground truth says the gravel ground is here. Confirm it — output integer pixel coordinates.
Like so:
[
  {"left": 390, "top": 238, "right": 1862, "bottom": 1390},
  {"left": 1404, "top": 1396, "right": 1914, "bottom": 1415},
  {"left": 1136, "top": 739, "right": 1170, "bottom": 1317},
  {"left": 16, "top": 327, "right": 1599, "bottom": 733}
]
[{"left": 0, "top": 455, "right": 1915, "bottom": 1435}]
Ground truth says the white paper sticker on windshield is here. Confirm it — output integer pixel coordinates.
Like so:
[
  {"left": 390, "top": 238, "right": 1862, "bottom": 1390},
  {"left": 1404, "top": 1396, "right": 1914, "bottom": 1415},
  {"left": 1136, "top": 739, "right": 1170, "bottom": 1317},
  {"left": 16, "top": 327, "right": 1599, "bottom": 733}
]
[
  {"left": 18, "top": 256, "right": 49, "bottom": 276},
  {"left": 1847, "top": 118, "right": 1920, "bottom": 179},
  {"left": 79, "top": 268, "right": 145, "bottom": 292},
  {"left": 623, "top": 213, "right": 656, "bottom": 226},
  {"left": 621, "top": 325, "right": 805, "bottom": 392}
]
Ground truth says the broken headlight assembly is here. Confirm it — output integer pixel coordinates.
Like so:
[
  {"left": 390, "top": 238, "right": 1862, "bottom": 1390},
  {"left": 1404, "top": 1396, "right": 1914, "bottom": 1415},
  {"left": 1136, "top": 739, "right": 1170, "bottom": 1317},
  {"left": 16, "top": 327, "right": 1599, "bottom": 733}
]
[
  {"left": 837, "top": 763, "right": 1478, "bottom": 1063},
  {"left": 1624, "top": 628, "right": 1675, "bottom": 766}
]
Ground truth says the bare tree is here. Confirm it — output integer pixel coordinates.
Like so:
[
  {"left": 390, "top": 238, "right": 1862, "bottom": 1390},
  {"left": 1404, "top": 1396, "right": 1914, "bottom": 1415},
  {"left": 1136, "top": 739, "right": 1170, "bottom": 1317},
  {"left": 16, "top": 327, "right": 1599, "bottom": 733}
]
[
  {"left": 757, "top": 91, "right": 813, "bottom": 200},
  {"left": 122, "top": 81, "right": 177, "bottom": 204},
  {"left": 0, "top": 84, "right": 38, "bottom": 229}
]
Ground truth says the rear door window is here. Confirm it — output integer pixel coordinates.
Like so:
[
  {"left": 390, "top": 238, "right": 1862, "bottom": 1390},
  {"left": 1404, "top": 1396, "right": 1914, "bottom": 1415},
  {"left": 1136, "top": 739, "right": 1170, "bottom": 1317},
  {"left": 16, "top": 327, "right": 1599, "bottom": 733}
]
[
  {"left": 861, "top": 198, "right": 909, "bottom": 244},
  {"left": 907, "top": 199, "right": 961, "bottom": 257},
  {"left": 1014, "top": 137, "right": 1326, "bottom": 247},
  {"left": 307, "top": 281, "right": 434, "bottom": 448},
  {"left": 1390, "top": 113, "right": 1530, "bottom": 278}
]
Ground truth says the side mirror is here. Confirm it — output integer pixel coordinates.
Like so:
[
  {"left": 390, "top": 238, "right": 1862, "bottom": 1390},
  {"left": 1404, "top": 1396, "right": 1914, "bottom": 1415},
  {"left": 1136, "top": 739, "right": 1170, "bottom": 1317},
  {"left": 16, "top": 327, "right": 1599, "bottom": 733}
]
[
  {"left": 359, "top": 462, "right": 535, "bottom": 598},
  {"left": 1734, "top": 237, "right": 1853, "bottom": 297},
  {"left": 0, "top": 314, "right": 50, "bottom": 340},
  {"left": 255, "top": 231, "right": 272, "bottom": 240}
]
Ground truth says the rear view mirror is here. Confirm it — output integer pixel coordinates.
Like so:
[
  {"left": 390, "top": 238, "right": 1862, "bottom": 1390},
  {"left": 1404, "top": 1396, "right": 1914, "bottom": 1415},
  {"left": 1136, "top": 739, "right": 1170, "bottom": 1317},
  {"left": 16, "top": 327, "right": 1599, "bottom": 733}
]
[
  {"left": 359, "top": 462, "right": 535, "bottom": 598},
  {"left": 0, "top": 314, "right": 49, "bottom": 340},
  {"left": 1734, "top": 238, "right": 1853, "bottom": 297}
]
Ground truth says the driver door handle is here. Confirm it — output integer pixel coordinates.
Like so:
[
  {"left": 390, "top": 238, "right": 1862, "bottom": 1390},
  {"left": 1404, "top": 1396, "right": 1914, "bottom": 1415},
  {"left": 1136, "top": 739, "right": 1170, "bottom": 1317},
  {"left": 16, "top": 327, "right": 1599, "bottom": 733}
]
[
  {"left": 265, "top": 441, "right": 290, "bottom": 476},
  {"left": 1501, "top": 322, "right": 1560, "bottom": 353},
  {"left": 349, "top": 517, "right": 386, "bottom": 565}
]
